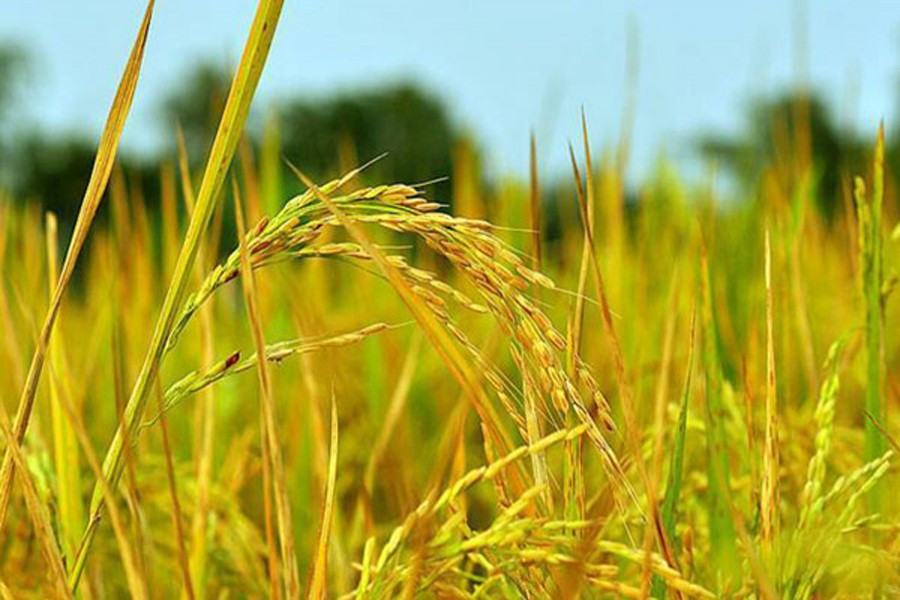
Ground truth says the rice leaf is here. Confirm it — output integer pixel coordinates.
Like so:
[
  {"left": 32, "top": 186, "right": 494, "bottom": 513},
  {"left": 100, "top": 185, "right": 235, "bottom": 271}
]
[
  {"left": 0, "top": 0, "right": 155, "bottom": 533},
  {"left": 699, "top": 240, "right": 741, "bottom": 588},
  {"left": 70, "top": 0, "right": 285, "bottom": 589},
  {"left": 858, "top": 124, "right": 886, "bottom": 511},
  {"left": 308, "top": 397, "right": 339, "bottom": 598}
]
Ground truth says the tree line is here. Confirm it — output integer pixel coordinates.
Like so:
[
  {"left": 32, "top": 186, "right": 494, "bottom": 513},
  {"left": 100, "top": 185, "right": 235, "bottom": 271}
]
[{"left": 1, "top": 41, "right": 896, "bottom": 225}]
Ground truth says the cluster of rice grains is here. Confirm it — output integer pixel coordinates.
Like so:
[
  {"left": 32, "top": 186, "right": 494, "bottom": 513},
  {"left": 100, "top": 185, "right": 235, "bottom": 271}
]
[{"left": 162, "top": 177, "right": 682, "bottom": 596}]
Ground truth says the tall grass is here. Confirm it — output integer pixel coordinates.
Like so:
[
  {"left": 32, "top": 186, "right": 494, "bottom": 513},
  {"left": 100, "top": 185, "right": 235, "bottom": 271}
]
[
  {"left": 73, "top": 0, "right": 284, "bottom": 589},
  {"left": 0, "top": 0, "right": 156, "bottom": 536},
  {"left": 0, "top": 4, "right": 898, "bottom": 599},
  {"left": 857, "top": 125, "right": 887, "bottom": 513}
]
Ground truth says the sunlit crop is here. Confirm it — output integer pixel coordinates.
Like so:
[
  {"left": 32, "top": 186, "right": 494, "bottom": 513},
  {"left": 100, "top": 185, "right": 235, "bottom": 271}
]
[{"left": 0, "top": 1, "right": 898, "bottom": 598}]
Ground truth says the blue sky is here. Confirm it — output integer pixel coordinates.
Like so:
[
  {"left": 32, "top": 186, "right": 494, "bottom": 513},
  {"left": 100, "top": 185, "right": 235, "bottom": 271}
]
[{"left": 1, "top": 1, "right": 898, "bottom": 181}]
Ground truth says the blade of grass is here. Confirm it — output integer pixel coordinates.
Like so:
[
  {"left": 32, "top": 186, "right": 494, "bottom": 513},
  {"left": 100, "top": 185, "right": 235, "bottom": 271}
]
[
  {"left": 760, "top": 227, "right": 780, "bottom": 547},
  {"left": 70, "top": 0, "right": 285, "bottom": 590},
  {"left": 858, "top": 124, "right": 885, "bottom": 511},
  {"left": 0, "top": 399, "right": 72, "bottom": 600},
  {"left": 44, "top": 212, "right": 84, "bottom": 561},
  {"left": 0, "top": 206, "right": 26, "bottom": 399},
  {"left": 261, "top": 403, "right": 281, "bottom": 600},
  {"left": 177, "top": 130, "right": 218, "bottom": 600},
  {"left": 44, "top": 362, "right": 147, "bottom": 599},
  {"left": 566, "top": 148, "right": 593, "bottom": 375},
  {"left": 527, "top": 136, "right": 550, "bottom": 509},
  {"left": 699, "top": 234, "right": 741, "bottom": 587},
  {"left": 568, "top": 125, "right": 644, "bottom": 518},
  {"left": 308, "top": 397, "right": 339, "bottom": 599},
  {"left": 153, "top": 378, "right": 195, "bottom": 600},
  {"left": 562, "top": 126, "right": 592, "bottom": 528},
  {"left": 235, "top": 176, "right": 301, "bottom": 598},
  {"left": 110, "top": 304, "right": 149, "bottom": 580},
  {"left": 572, "top": 116, "right": 633, "bottom": 458},
  {"left": 863, "top": 411, "right": 900, "bottom": 454},
  {"left": 652, "top": 307, "right": 697, "bottom": 598},
  {"left": 661, "top": 309, "right": 696, "bottom": 535},
  {"left": 643, "top": 272, "right": 684, "bottom": 599},
  {"left": 0, "top": 0, "right": 155, "bottom": 533},
  {"left": 529, "top": 133, "right": 542, "bottom": 271}
]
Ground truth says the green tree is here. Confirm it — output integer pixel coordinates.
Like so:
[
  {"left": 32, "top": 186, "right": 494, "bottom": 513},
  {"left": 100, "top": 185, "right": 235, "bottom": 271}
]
[
  {"left": 0, "top": 44, "right": 26, "bottom": 126},
  {"left": 0, "top": 44, "right": 28, "bottom": 189},
  {"left": 697, "top": 92, "right": 867, "bottom": 219},
  {"left": 279, "top": 82, "right": 458, "bottom": 189},
  {"left": 158, "top": 61, "right": 460, "bottom": 196},
  {"left": 159, "top": 61, "right": 231, "bottom": 164}
]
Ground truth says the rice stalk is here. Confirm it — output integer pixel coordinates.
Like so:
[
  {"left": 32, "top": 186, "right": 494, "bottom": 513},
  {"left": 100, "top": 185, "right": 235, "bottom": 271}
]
[
  {"left": 856, "top": 124, "right": 886, "bottom": 511},
  {"left": 698, "top": 237, "right": 741, "bottom": 588},
  {"left": 152, "top": 377, "right": 195, "bottom": 599},
  {"left": 568, "top": 121, "right": 648, "bottom": 534},
  {"left": 0, "top": 397, "right": 71, "bottom": 599},
  {"left": 70, "top": 1, "right": 285, "bottom": 589},
  {"left": 0, "top": 0, "right": 155, "bottom": 534},
  {"left": 308, "top": 398, "right": 339, "bottom": 598},
  {"left": 651, "top": 304, "right": 696, "bottom": 599},
  {"left": 235, "top": 177, "right": 300, "bottom": 597},
  {"left": 43, "top": 212, "right": 83, "bottom": 561},
  {"left": 143, "top": 323, "right": 396, "bottom": 431},
  {"left": 797, "top": 336, "right": 847, "bottom": 530},
  {"left": 0, "top": 205, "right": 25, "bottom": 389},
  {"left": 44, "top": 363, "right": 147, "bottom": 599},
  {"left": 288, "top": 167, "right": 525, "bottom": 492},
  {"left": 529, "top": 133, "right": 542, "bottom": 274},
  {"left": 760, "top": 227, "right": 780, "bottom": 548},
  {"left": 177, "top": 127, "right": 218, "bottom": 600}
]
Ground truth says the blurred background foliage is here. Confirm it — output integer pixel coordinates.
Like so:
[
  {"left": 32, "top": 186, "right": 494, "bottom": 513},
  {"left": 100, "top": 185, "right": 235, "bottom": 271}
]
[
  {"left": 0, "top": 40, "right": 897, "bottom": 227},
  {"left": 0, "top": 49, "right": 461, "bottom": 225}
]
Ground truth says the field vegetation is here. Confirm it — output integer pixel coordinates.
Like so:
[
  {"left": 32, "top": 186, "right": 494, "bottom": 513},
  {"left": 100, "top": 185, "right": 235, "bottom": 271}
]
[{"left": 0, "top": 1, "right": 898, "bottom": 597}]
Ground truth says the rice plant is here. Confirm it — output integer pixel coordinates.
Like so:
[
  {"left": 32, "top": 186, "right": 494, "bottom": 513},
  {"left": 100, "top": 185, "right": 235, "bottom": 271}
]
[{"left": 0, "top": 1, "right": 898, "bottom": 598}]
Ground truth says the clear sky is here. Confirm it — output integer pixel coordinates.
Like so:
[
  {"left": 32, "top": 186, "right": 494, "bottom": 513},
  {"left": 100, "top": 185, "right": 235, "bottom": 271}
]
[{"left": 1, "top": 1, "right": 898, "bottom": 181}]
